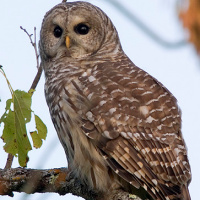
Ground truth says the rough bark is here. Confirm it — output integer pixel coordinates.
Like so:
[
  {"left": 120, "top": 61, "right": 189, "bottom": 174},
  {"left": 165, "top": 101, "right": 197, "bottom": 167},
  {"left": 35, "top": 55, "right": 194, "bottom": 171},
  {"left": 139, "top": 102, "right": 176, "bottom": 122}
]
[
  {"left": 0, "top": 167, "right": 142, "bottom": 200},
  {"left": 0, "top": 167, "right": 100, "bottom": 199}
]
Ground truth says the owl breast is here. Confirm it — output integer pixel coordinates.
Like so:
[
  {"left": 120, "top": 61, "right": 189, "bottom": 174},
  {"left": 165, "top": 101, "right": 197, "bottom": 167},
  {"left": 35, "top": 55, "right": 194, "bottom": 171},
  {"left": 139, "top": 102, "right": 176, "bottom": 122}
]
[{"left": 44, "top": 60, "right": 118, "bottom": 191}]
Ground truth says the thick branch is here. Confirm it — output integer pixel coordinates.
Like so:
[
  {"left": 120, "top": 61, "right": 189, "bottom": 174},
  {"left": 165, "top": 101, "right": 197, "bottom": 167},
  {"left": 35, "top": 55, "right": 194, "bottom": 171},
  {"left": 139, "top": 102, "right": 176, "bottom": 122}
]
[
  {"left": 0, "top": 167, "right": 141, "bottom": 200},
  {"left": 0, "top": 167, "right": 100, "bottom": 200}
]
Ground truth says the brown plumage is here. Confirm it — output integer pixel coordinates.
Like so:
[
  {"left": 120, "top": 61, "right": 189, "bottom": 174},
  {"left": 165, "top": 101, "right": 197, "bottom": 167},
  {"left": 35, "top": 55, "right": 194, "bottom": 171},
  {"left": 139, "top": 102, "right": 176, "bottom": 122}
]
[{"left": 39, "top": 2, "right": 191, "bottom": 199}]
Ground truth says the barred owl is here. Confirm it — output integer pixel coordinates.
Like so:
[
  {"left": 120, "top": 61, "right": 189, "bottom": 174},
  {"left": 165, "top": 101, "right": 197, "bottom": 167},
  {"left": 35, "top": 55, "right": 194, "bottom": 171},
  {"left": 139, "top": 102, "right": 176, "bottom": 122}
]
[{"left": 39, "top": 2, "right": 191, "bottom": 200}]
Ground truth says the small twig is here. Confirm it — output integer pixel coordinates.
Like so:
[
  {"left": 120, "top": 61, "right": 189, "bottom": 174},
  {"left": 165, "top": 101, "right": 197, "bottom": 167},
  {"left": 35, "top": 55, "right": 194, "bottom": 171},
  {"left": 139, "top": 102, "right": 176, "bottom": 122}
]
[
  {"left": 4, "top": 154, "right": 14, "bottom": 169},
  {"left": 34, "top": 27, "right": 40, "bottom": 69},
  {"left": 20, "top": 26, "right": 42, "bottom": 93},
  {"left": 20, "top": 26, "right": 40, "bottom": 69}
]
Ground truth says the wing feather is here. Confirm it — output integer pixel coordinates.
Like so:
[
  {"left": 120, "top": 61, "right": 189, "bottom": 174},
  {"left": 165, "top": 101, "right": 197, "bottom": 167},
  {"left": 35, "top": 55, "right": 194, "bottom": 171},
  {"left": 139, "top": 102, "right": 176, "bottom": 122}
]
[{"left": 75, "top": 60, "right": 191, "bottom": 199}]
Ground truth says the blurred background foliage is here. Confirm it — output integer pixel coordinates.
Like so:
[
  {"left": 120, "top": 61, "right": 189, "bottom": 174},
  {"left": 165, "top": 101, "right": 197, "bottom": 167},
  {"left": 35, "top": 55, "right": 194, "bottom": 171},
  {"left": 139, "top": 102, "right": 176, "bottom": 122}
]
[{"left": 179, "top": 0, "right": 200, "bottom": 55}]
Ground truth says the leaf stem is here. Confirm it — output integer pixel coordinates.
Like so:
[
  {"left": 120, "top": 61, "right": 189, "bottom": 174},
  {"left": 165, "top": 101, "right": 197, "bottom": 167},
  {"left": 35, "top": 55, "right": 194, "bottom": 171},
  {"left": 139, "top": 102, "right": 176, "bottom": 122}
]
[{"left": 0, "top": 66, "right": 14, "bottom": 95}]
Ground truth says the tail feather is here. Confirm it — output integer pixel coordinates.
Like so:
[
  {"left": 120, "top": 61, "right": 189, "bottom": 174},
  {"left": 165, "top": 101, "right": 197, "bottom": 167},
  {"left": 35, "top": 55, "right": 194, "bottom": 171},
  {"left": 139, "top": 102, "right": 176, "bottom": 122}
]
[
  {"left": 164, "top": 184, "right": 191, "bottom": 200},
  {"left": 182, "top": 185, "right": 191, "bottom": 200}
]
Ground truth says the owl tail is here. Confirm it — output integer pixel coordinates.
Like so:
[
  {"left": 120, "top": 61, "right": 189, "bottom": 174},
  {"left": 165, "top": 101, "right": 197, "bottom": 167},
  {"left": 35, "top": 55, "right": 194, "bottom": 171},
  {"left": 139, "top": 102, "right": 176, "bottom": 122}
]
[{"left": 182, "top": 185, "right": 191, "bottom": 200}]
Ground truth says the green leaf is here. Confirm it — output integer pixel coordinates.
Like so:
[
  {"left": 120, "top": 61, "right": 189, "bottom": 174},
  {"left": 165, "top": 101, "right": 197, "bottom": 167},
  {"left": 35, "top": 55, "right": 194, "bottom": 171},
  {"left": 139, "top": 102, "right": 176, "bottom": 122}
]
[
  {"left": 1, "top": 68, "right": 48, "bottom": 167},
  {"left": 1, "top": 90, "right": 32, "bottom": 167},
  {"left": 30, "top": 131, "right": 42, "bottom": 148},
  {"left": 5, "top": 98, "right": 12, "bottom": 109},
  {"left": 35, "top": 114, "right": 47, "bottom": 140},
  {"left": 1, "top": 109, "right": 18, "bottom": 156},
  {"left": 0, "top": 99, "right": 12, "bottom": 124},
  {"left": 14, "top": 90, "right": 32, "bottom": 123},
  {"left": 30, "top": 115, "right": 47, "bottom": 149}
]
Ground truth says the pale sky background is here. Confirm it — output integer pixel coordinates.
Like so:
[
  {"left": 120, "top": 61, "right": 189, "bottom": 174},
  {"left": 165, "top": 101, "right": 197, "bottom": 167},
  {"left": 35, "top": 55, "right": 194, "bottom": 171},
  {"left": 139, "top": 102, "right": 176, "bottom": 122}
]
[{"left": 0, "top": 0, "right": 200, "bottom": 200}]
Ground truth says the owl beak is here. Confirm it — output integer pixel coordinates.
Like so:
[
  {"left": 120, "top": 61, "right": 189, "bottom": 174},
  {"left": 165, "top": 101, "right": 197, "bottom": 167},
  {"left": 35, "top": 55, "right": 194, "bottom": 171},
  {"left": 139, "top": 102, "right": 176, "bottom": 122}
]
[{"left": 66, "top": 36, "right": 70, "bottom": 49}]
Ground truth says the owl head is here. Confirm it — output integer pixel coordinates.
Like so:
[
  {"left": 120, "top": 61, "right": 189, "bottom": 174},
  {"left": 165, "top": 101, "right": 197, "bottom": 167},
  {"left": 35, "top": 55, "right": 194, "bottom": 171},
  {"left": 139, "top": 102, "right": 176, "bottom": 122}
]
[{"left": 39, "top": 1, "right": 122, "bottom": 62}]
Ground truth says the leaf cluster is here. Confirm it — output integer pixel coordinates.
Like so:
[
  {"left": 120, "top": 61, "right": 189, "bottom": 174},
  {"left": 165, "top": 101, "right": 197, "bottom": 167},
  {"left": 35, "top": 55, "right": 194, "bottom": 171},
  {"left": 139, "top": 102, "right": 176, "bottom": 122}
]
[{"left": 0, "top": 67, "right": 47, "bottom": 167}]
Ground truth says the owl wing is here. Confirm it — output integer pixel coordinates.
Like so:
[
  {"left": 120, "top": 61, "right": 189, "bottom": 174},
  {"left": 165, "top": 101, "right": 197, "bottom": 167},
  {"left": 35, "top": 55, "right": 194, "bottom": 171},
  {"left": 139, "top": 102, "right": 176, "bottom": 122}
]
[{"left": 74, "top": 59, "right": 191, "bottom": 200}]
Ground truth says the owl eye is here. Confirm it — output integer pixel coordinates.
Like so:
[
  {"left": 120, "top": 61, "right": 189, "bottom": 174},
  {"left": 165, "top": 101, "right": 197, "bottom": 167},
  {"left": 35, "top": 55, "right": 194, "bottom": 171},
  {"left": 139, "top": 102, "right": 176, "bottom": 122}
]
[
  {"left": 53, "top": 26, "right": 63, "bottom": 38},
  {"left": 74, "top": 23, "right": 90, "bottom": 35}
]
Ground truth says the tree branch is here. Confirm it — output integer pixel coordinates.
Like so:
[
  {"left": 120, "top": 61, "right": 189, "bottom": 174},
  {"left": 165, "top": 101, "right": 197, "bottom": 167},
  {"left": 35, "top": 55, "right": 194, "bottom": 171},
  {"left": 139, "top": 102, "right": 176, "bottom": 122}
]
[
  {"left": 0, "top": 167, "right": 141, "bottom": 200},
  {"left": 29, "top": 65, "right": 42, "bottom": 92},
  {"left": 106, "top": 0, "right": 187, "bottom": 48},
  {"left": 0, "top": 167, "right": 100, "bottom": 200}
]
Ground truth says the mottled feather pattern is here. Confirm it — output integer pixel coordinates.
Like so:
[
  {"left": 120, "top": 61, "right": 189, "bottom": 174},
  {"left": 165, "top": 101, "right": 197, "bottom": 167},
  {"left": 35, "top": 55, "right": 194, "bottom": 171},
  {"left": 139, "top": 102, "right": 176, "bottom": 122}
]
[
  {"left": 76, "top": 56, "right": 191, "bottom": 199},
  {"left": 40, "top": 2, "right": 191, "bottom": 200}
]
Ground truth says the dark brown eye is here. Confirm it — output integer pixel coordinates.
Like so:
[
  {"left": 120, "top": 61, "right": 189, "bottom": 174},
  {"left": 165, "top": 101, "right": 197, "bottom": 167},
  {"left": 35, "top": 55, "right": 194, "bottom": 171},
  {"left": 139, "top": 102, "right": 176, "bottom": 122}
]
[
  {"left": 54, "top": 26, "right": 63, "bottom": 38},
  {"left": 74, "top": 23, "right": 90, "bottom": 35}
]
